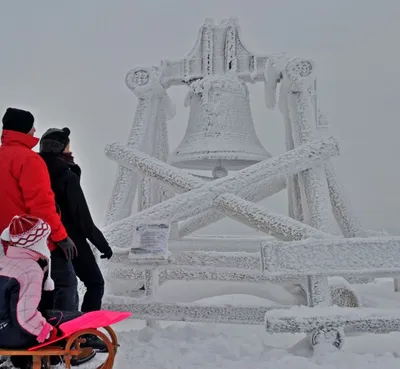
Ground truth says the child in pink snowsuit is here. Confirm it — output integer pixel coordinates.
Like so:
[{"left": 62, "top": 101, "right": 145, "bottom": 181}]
[{"left": 0, "top": 215, "right": 85, "bottom": 368}]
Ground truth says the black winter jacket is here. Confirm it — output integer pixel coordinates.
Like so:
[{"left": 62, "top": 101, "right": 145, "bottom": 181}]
[{"left": 39, "top": 153, "right": 111, "bottom": 255}]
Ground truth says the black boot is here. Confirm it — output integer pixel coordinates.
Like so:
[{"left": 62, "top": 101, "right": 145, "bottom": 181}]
[
  {"left": 80, "top": 334, "right": 108, "bottom": 353},
  {"left": 10, "top": 356, "right": 31, "bottom": 369}
]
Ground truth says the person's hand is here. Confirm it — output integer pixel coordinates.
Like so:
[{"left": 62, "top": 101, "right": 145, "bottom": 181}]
[
  {"left": 100, "top": 247, "right": 113, "bottom": 260},
  {"left": 56, "top": 237, "right": 78, "bottom": 260}
]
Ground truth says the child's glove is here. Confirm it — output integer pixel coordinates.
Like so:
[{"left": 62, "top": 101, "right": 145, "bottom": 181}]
[{"left": 47, "top": 326, "right": 61, "bottom": 341}]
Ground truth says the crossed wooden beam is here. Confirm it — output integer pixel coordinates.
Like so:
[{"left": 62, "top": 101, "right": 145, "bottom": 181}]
[{"left": 102, "top": 136, "right": 338, "bottom": 249}]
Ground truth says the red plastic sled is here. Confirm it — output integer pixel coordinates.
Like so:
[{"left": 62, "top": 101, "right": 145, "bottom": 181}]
[{"left": 29, "top": 310, "right": 131, "bottom": 350}]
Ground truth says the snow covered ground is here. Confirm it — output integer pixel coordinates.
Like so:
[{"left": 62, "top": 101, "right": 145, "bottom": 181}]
[{"left": 94, "top": 278, "right": 400, "bottom": 369}]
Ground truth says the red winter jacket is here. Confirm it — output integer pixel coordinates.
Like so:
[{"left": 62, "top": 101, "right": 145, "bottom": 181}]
[{"left": 0, "top": 130, "right": 67, "bottom": 252}]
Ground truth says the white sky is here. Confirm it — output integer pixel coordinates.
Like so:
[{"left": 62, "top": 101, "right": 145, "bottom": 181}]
[{"left": 1, "top": 0, "right": 399, "bottom": 235}]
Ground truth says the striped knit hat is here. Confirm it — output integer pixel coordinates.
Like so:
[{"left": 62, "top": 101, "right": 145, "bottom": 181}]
[{"left": 0, "top": 215, "right": 54, "bottom": 291}]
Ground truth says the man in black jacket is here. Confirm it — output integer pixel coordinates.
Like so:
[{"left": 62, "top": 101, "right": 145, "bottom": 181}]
[{"left": 39, "top": 127, "right": 113, "bottom": 351}]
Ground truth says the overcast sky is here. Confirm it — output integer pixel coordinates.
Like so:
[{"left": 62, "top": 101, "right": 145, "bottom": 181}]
[{"left": 1, "top": 0, "right": 399, "bottom": 236}]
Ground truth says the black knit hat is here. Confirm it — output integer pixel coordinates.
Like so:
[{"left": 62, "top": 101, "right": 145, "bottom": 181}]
[
  {"left": 39, "top": 127, "right": 70, "bottom": 154},
  {"left": 2, "top": 108, "right": 35, "bottom": 134}
]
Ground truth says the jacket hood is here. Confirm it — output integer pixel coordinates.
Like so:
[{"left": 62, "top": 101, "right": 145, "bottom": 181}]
[
  {"left": 1, "top": 130, "right": 39, "bottom": 149},
  {"left": 6, "top": 246, "right": 42, "bottom": 261},
  {"left": 40, "top": 153, "right": 81, "bottom": 179}
]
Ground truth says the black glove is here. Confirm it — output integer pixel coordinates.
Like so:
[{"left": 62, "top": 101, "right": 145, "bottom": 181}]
[
  {"left": 56, "top": 237, "right": 78, "bottom": 260},
  {"left": 100, "top": 247, "right": 113, "bottom": 260}
]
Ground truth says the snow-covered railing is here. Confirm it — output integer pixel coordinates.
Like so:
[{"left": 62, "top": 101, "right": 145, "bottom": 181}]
[
  {"left": 102, "top": 249, "right": 290, "bottom": 326},
  {"left": 265, "top": 306, "right": 400, "bottom": 351},
  {"left": 261, "top": 237, "right": 400, "bottom": 306},
  {"left": 214, "top": 193, "right": 330, "bottom": 240},
  {"left": 102, "top": 245, "right": 361, "bottom": 327},
  {"left": 265, "top": 306, "right": 400, "bottom": 335},
  {"left": 104, "top": 298, "right": 276, "bottom": 325},
  {"left": 260, "top": 237, "right": 400, "bottom": 277},
  {"left": 261, "top": 237, "right": 400, "bottom": 351}
]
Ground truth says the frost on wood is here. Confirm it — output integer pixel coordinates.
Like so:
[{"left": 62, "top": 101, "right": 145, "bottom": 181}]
[
  {"left": 263, "top": 52, "right": 287, "bottom": 109},
  {"left": 265, "top": 306, "right": 400, "bottom": 334},
  {"left": 102, "top": 300, "right": 276, "bottom": 325},
  {"left": 214, "top": 193, "right": 329, "bottom": 240},
  {"left": 103, "top": 137, "right": 339, "bottom": 248},
  {"left": 170, "top": 250, "right": 261, "bottom": 269},
  {"left": 281, "top": 78, "right": 304, "bottom": 223},
  {"left": 328, "top": 277, "right": 362, "bottom": 308},
  {"left": 139, "top": 94, "right": 172, "bottom": 211},
  {"left": 124, "top": 250, "right": 261, "bottom": 270},
  {"left": 104, "top": 66, "right": 175, "bottom": 226},
  {"left": 324, "top": 161, "right": 366, "bottom": 238},
  {"left": 178, "top": 175, "right": 287, "bottom": 237},
  {"left": 104, "top": 98, "right": 149, "bottom": 226},
  {"left": 103, "top": 264, "right": 289, "bottom": 284},
  {"left": 261, "top": 237, "right": 400, "bottom": 276},
  {"left": 105, "top": 142, "right": 201, "bottom": 192},
  {"left": 306, "top": 276, "right": 332, "bottom": 307},
  {"left": 103, "top": 264, "right": 364, "bottom": 301},
  {"left": 287, "top": 88, "right": 331, "bottom": 232}
]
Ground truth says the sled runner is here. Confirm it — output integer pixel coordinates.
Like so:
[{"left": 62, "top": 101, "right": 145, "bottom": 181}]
[{"left": 0, "top": 310, "right": 131, "bottom": 369}]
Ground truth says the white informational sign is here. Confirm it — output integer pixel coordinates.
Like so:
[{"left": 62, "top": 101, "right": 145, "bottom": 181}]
[{"left": 130, "top": 222, "right": 170, "bottom": 260}]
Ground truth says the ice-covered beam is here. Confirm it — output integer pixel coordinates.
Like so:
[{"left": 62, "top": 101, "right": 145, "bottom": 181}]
[
  {"left": 104, "top": 66, "right": 175, "bottom": 226},
  {"left": 265, "top": 306, "right": 400, "bottom": 334},
  {"left": 111, "top": 249, "right": 260, "bottom": 268},
  {"left": 107, "top": 142, "right": 288, "bottom": 238},
  {"left": 324, "top": 162, "right": 367, "bottom": 238},
  {"left": 178, "top": 175, "right": 287, "bottom": 238},
  {"left": 103, "top": 266, "right": 294, "bottom": 283},
  {"left": 103, "top": 137, "right": 340, "bottom": 248},
  {"left": 108, "top": 250, "right": 261, "bottom": 269},
  {"left": 104, "top": 263, "right": 400, "bottom": 285},
  {"left": 170, "top": 250, "right": 260, "bottom": 269},
  {"left": 103, "top": 299, "right": 284, "bottom": 325},
  {"left": 261, "top": 237, "right": 400, "bottom": 277},
  {"left": 264, "top": 52, "right": 288, "bottom": 109},
  {"left": 269, "top": 57, "right": 331, "bottom": 233},
  {"left": 214, "top": 193, "right": 330, "bottom": 240},
  {"left": 288, "top": 90, "right": 330, "bottom": 231},
  {"left": 106, "top": 142, "right": 201, "bottom": 192}
]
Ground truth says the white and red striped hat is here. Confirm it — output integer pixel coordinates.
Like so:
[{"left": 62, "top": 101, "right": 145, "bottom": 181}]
[{"left": 1, "top": 215, "right": 54, "bottom": 291}]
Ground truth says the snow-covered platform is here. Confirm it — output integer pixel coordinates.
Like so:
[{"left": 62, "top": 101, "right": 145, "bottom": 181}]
[
  {"left": 100, "top": 280, "right": 400, "bottom": 369},
  {"left": 265, "top": 306, "right": 400, "bottom": 334}
]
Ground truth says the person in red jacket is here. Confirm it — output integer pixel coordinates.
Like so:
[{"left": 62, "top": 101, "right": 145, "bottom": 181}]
[{"left": 0, "top": 107, "right": 79, "bottom": 312}]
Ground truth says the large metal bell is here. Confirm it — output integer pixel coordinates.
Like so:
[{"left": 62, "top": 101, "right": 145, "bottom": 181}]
[{"left": 169, "top": 74, "right": 271, "bottom": 172}]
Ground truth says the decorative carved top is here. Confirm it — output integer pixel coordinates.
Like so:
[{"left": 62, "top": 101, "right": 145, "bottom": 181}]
[
  {"left": 126, "top": 69, "right": 149, "bottom": 88},
  {"left": 125, "top": 66, "right": 165, "bottom": 98},
  {"left": 285, "top": 58, "right": 314, "bottom": 82},
  {"left": 284, "top": 58, "right": 316, "bottom": 92},
  {"left": 156, "top": 18, "right": 271, "bottom": 86}
]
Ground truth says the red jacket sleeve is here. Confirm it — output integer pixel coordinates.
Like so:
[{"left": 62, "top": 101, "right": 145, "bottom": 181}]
[{"left": 19, "top": 154, "right": 67, "bottom": 242}]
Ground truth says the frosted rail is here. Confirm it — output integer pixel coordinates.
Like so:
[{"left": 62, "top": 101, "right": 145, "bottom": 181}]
[
  {"left": 261, "top": 237, "right": 400, "bottom": 276},
  {"left": 214, "top": 193, "right": 330, "bottom": 240}
]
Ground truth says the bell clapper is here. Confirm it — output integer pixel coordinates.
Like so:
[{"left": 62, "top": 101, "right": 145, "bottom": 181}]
[{"left": 212, "top": 160, "right": 228, "bottom": 179}]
